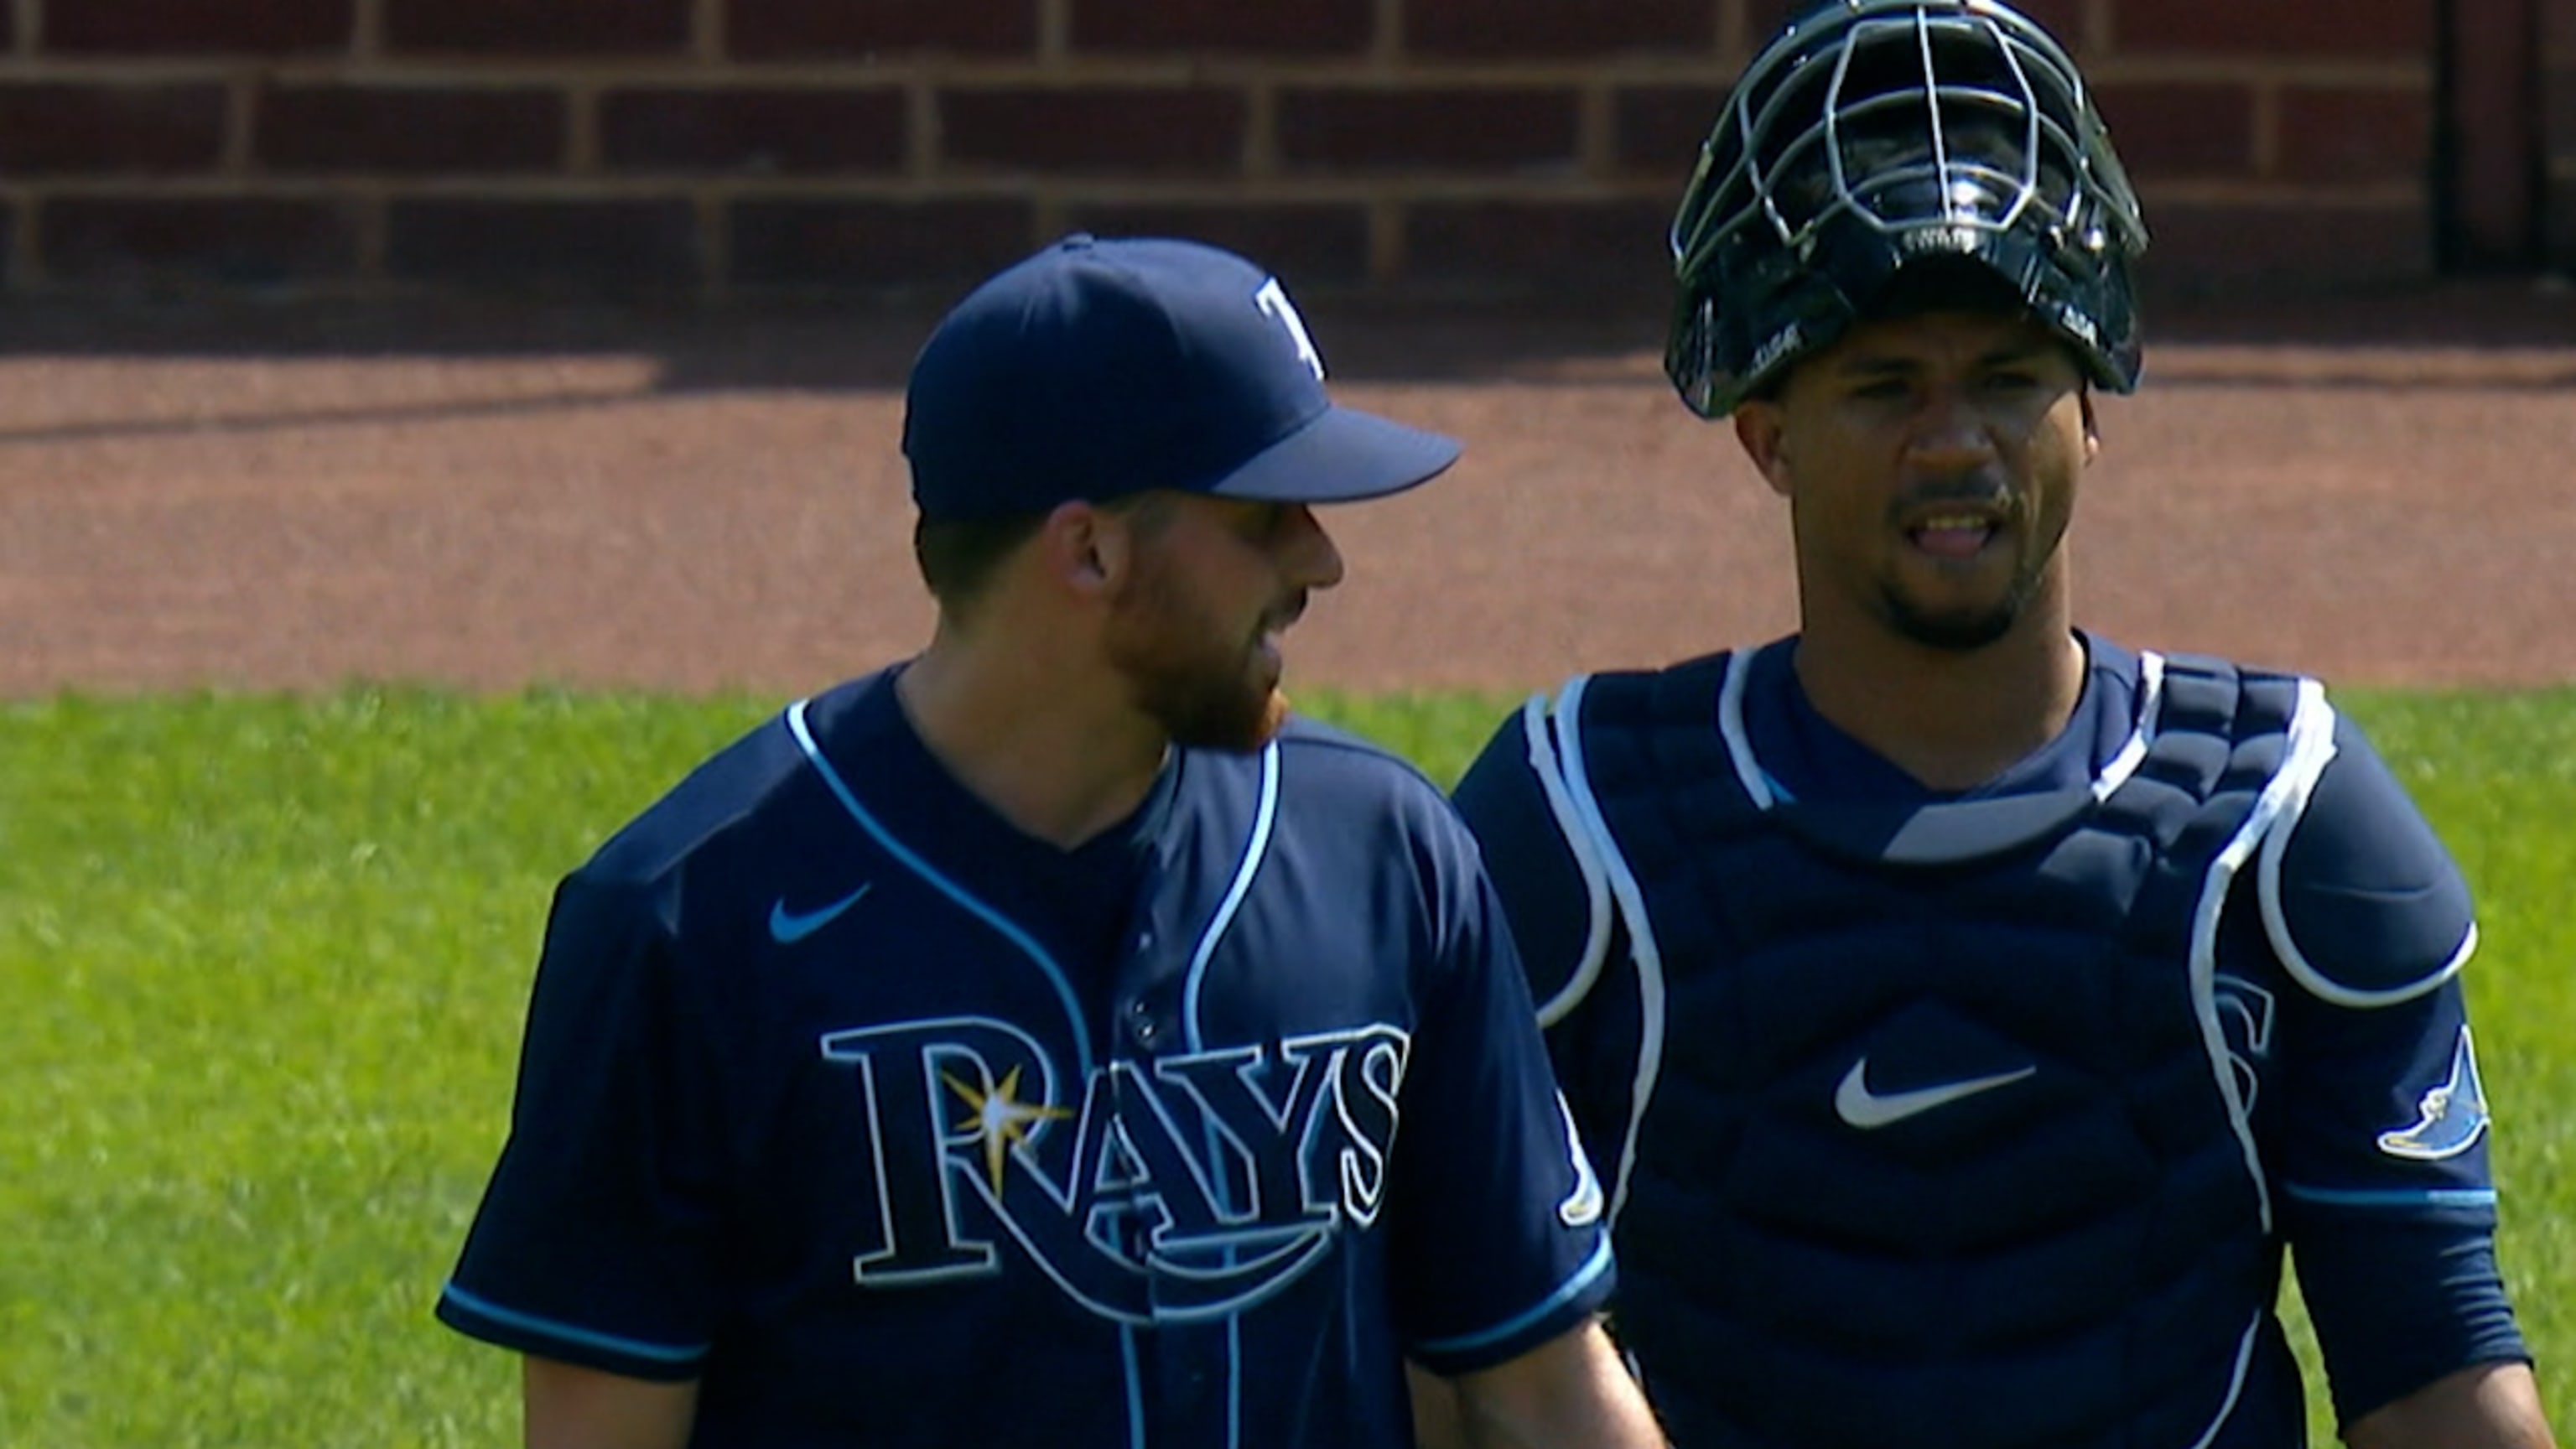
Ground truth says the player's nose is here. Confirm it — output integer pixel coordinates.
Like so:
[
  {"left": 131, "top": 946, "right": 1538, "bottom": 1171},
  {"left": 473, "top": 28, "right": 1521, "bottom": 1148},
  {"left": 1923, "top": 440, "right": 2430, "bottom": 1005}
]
[
  {"left": 1282, "top": 505, "right": 1345, "bottom": 591},
  {"left": 1902, "top": 386, "right": 2002, "bottom": 470}
]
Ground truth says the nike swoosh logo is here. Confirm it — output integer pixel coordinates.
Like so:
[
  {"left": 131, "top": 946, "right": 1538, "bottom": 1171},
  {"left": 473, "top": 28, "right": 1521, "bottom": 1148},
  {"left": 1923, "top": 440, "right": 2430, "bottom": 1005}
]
[
  {"left": 767, "top": 883, "right": 874, "bottom": 945},
  {"left": 1834, "top": 1056, "right": 2035, "bottom": 1130}
]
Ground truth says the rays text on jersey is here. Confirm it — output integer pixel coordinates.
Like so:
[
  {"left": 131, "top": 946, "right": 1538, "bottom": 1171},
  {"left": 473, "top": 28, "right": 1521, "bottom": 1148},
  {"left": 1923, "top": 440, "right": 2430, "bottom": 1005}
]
[{"left": 819, "top": 1016, "right": 1409, "bottom": 1324}]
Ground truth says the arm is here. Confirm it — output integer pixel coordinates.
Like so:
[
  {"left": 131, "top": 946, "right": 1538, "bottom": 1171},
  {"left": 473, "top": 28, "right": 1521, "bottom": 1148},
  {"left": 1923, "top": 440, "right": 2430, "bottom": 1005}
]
[
  {"left": 524, "top": 1358, "right": 699, "bottom": 1449},
  {"left": 1441, "top": 1319, "right": 1665, "bottom": 1449},
  {"left": 2252, "top": 717, "right": 2549, "bottom": 1445},
  {"left": 2344, "top": 1361, "right": 2555, "bottom": 1449}
]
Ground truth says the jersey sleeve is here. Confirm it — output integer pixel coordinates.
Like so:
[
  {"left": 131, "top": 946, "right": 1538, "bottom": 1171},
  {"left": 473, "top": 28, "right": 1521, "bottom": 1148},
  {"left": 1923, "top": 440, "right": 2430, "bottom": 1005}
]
[
  {"left": 2246, "top": 719, "right": 2532, "bottom": 1423},
  {"left": 434, "top": 870, "right": 729, "bottom": 1382},
  {"left": 1383, "top": 808, "right": 1617, "bottom": 1378}
]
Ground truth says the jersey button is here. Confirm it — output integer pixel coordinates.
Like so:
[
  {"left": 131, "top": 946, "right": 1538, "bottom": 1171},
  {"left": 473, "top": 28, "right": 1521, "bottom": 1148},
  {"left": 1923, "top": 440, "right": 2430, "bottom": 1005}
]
[{"left": 1127, "top": 999, "right": 1160, "bottom": 1046}]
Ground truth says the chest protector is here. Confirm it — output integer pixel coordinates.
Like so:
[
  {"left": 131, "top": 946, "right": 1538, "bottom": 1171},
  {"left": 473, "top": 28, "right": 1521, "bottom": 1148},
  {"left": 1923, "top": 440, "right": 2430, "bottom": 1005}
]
[{"left": 1552, "top": 650, "right": 2326, "bottom": 1449}]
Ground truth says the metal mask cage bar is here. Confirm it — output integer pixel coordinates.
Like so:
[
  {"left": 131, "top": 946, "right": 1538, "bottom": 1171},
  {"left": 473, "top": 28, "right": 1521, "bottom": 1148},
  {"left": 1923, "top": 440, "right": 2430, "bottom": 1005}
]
[{"left": 1671, "top": 2, "right": 2124, "bottom": 280}]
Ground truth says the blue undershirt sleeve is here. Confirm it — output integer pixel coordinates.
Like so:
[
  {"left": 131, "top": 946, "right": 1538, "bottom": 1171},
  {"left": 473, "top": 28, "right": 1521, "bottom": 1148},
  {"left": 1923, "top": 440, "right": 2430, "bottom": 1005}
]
[{"left": 2235, "top": 724, "right": 2533, "bottom": 1426}]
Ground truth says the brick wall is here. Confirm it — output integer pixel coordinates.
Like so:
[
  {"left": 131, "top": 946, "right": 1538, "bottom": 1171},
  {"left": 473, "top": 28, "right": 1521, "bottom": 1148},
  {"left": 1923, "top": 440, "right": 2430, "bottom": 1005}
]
[
  {"left": 2549, "top": 0, "right": 2576, "bottom": 262},
  {"left": 0, "top": 0, "right": 2495, "bottom": 302}
]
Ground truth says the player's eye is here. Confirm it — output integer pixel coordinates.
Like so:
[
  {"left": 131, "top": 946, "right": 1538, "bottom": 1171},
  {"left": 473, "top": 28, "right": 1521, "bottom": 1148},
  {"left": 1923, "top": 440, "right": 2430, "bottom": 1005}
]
[{"left": 1233, "top": 502, "right": 1293, "bottom": 543}]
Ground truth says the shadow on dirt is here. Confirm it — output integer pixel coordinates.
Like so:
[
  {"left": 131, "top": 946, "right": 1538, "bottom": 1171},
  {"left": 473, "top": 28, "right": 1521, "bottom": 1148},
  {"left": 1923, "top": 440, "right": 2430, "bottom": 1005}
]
[{"left": 0, "top": 274, "right": 2563, "bottom": 432}]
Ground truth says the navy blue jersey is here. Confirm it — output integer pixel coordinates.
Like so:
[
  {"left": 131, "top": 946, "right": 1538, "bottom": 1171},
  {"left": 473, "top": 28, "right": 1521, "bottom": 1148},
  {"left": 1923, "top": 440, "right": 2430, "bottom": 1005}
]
[
  {"left": 1452, "top": 635, "right": 2529, "bottom": 1442},
  {"left": 439, "top": 668, "right": 1613, "bottom": 1449}
]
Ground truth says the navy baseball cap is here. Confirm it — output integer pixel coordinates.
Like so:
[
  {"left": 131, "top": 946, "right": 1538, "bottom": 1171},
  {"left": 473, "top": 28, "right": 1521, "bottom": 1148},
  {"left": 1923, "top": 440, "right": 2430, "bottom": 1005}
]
[{"left": 902, "top": 234, "right": 1462, "bottom": 520}]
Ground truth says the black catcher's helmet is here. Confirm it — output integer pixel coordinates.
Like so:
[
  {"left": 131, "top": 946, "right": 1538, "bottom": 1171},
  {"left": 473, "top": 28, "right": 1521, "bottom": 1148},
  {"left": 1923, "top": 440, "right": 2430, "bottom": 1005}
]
[{"left": 1666, "top": 0, "right": 2148, "bottom": 417}]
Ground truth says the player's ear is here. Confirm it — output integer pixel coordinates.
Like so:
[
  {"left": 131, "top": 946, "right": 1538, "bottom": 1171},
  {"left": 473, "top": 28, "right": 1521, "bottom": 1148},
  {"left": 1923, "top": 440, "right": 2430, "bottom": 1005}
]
[
  {"left": 1036, "top": 500, "right": 1122, "bottom": 600},
  {"left": 1733, "top": 400, "right": 1795, "bottom": 498},
  {"left": 2080, "top": 383, "right": 2101, "bottom": 465}
]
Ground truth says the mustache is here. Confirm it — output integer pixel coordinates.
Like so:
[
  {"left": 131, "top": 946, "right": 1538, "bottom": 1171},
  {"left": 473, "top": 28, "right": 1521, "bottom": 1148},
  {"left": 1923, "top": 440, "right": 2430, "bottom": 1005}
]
[{"left": 1885, "top": 473, "right": 2016, "bottom": 525}]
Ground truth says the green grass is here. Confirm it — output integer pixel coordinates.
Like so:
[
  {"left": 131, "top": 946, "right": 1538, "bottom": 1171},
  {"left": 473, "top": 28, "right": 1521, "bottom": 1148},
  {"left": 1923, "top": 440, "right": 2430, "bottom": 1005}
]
[{"left": 0, "top": 686, "right": 2567, "bottom": 1446}]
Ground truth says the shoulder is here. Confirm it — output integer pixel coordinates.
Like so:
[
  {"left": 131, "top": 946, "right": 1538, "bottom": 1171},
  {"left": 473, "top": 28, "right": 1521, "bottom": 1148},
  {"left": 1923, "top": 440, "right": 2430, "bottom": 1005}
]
[
  {"left": 569, "top": 676, "right": 891, "bottom": 946},
  {"left": 1447, "top": 652, "right": 1739, "bottom": 1014},
  {"left": 1270, "top": 712, "right": 1451, "bottom": 803},
  {"left": 1171, "top": 718, "right": 1485, "bottom": 882},
  {"left": 2235, "top": 678, "right": 2476, "bottom": 1006},
  {"left": 579, "top": 689, "right": 854, "bottom": 887}
]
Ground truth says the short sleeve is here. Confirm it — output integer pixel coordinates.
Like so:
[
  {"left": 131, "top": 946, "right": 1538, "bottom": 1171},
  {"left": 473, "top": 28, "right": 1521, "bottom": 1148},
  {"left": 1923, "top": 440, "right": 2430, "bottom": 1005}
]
[
  {"left": 434, "top": 871, "right": 729, "bottom": 1381},
  {"left": 1383, "top": 823, "right": 1615, "bottom": 1377},
  {"left": 2262, "top": 720, "right": 2495, "bottom": 1223},
  {"left": 2241, "top": 720, "right": 2532, "bottom": 1420}
]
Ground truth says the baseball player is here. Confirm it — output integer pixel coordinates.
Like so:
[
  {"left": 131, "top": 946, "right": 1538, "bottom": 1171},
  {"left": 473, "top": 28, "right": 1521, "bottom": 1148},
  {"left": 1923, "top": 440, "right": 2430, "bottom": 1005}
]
[
  {"left": 434, "top": 235, "right": 1666, "bottom": 1449},
  {"left": 1446, "top": 3, "right": 2558, "bottom": 1447}
]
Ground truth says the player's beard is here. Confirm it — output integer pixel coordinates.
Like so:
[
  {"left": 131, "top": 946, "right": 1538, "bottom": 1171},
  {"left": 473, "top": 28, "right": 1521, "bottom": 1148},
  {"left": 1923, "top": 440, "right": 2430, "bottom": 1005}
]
[
  {"left": 1881, "top": 577, "right": 2033, "bottom": 652},
  {"left": 1877, "top": 480, "right": 2068, "bottom": 652},
  {"left": 1103, "top": 552, "right": 1294, "bottom": 751}
]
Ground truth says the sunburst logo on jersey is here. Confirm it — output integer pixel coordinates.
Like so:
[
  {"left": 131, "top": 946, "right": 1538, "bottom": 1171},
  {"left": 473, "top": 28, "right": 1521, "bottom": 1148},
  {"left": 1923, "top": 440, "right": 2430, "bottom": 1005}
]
[{"left": 943, "top": 1064, "right": 1072, "bottom": 1192}]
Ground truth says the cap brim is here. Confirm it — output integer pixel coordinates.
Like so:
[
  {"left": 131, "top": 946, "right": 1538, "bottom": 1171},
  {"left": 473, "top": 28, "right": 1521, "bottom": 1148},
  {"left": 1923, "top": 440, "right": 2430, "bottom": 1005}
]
[{"left": 1208, "top": 404, "right": 1461, "bottom": 506}]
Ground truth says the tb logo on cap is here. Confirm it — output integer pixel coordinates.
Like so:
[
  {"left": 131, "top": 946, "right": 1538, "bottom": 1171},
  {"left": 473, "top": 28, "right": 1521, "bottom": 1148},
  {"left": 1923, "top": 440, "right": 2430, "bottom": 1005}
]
[{"left": 1254, "top": 278, "right": 1326, "bottom": 381}]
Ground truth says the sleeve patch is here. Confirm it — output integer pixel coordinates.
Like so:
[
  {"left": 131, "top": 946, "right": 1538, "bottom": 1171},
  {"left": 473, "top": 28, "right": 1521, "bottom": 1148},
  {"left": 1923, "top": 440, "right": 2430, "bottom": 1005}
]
[{"left": 2375, "top": 1026, "right": 2490, "bottom": 1162}]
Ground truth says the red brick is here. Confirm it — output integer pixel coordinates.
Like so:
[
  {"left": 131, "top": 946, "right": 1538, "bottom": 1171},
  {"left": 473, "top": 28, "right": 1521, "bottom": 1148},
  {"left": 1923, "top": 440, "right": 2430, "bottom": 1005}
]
[
  {"left": 2546, "top": 60, "right": 2576, "bottom": 144},
  {"left": 1745, "top": 0, "right": 2089, "bottom": 53},
  {"left": 2548, "top": 65, "right": 2576, "bottom": 189},
  {"left": 1278, "top": 89, "right": 1579, "bottom": 173},
  {"left": 602, "top": 89, "right": 904, "bottom": 174},
  {"left": 384, "top": 0, "right": 689, "bottom": 55},
  {"left": 2277, "top": 86, "right": 2429, "bottom": 184},
  {"left": 2452, "top": 25, "right": 2534, "bottom": 267},
  {"left": 1057, "top": 203, "right": 1372, "bottom": 286},
  {"left": 2447, "top": 7, "right": 2537, "bottom": 267},
  {"left": 0, "top": 84, "right": 225, "bottom": 174},
  {"left": 1071, "top": 0, "right": 1371, "bottom": 53},
  {"left": 2113, "top": 0, "right": 2432, "bottom": 59},
  {"left": 1403, "top": 200, "right": 1673, "bottom": 299},
  {"left": 2092, "top": 83, "right": 2256, "bottom": 180},
  {"left": 42, "top": 196, "right": 358, "bottom": 284},
  {"left": 940, "top": 89, "right": 1245, "bottom": 174},
  {"left": 1616, "top": 86, "right": 1726, "bottom": 175},
  {"left": 2550, "top": 175, "right": 2576, "bottom": 262},
  {"left": 46, "top": 0, "right": 353, "bottom": 55},
  {"left": 727, "top": 0, "right": 1036, "bottom": 57},
  {"left": 257, "top": 86, "right": 564, "bottom": 174},
  {"left": 387, "top": 199, "right": 701, "bottom": 291},
  {"left": 2142, "top": 200, "right": 2430, "bottom": 290},
  {"left": 728, "top": 199, "right": 1035, "bottom": 291},
  {"left": 1406, "top": 0, "right": 1714, "bottom": 58}
]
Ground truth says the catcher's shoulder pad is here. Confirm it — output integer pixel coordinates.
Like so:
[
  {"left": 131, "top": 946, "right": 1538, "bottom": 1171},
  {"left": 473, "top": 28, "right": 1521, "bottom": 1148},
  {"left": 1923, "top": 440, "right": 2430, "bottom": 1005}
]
[
  {"left": 1452, "top": 687, "right": 1601, "bottom": 1018},
  {"left": 2257, "top": 705, "right": 2475, "bottom": 1008}
]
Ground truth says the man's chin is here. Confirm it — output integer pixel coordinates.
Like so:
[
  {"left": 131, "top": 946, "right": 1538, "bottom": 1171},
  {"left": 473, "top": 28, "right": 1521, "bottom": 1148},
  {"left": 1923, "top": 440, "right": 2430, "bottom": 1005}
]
[
  {"left": 1884, "top": 589, "right": 2024, "bottom": 653},
  {"left": 1156, "top": 684, "right": 1292, "bottom": 753}
]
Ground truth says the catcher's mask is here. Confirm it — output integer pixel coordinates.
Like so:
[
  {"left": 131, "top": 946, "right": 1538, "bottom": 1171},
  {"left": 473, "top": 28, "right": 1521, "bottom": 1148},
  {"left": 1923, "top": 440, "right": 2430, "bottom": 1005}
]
[{"left": 1666, "top": 0, "right": 2148, "bottom": 418}]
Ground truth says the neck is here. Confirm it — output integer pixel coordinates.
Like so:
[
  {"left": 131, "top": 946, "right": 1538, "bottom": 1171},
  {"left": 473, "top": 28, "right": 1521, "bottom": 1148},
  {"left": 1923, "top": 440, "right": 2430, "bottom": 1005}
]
[
  {"left": 895, "top": 625, "right": 1170, "bottom": 850},
  {"left": 1789, "top": 603, "right": 2087, "bottom": 793}
]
